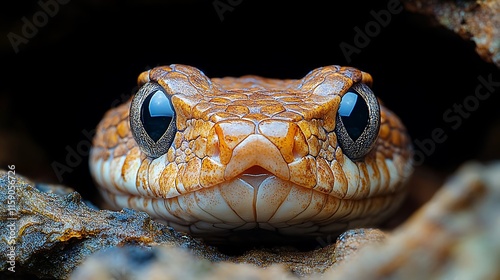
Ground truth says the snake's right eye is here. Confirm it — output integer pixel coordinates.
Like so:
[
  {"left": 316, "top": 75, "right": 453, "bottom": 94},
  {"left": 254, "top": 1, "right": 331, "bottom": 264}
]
[
  {"left": 130, "top": 83, "right": 177, "bottom": 158},
  {"left": 335, "top": 83, "right": 380, "bottom": 161},
  {"left": 141, "top": 90, "right": 174, "bottom": 142}
]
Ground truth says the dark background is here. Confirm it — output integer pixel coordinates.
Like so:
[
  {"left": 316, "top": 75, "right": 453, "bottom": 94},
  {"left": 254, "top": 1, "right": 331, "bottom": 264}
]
[{"left": 1, "top": 0, "right": 499, "bottom": 201}]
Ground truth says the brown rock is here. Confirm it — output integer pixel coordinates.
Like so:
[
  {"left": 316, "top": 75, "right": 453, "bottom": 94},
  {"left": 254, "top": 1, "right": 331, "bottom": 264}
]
[
  {"left": 403, "top": 0, "right": 500, "bottom": 68},
  {"left": 326, "top": 161, "right": 500, "bottom": 279}
]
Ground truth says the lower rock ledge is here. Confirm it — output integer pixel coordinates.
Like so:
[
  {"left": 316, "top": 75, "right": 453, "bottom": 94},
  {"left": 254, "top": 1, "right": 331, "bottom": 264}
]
[{"left": 1, "top": 161, "right": 499, "bottom": 279}]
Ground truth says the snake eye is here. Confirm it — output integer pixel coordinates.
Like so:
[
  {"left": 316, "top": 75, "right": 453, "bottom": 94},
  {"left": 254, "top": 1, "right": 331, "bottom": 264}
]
[
  {"left": 335, "top": 83, "right": 380, "bottom": 160},
  {"left": 141, "top": 90, "right": 174, "bottom": 142},
  {"left": 130, "top": 83, "right": 176, "bottom": 158}
]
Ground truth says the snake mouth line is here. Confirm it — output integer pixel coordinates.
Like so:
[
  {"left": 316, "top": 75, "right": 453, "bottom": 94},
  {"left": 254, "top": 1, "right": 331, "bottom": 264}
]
[{"left": 241, "top": 166, "right": 271, "bottom": 175}]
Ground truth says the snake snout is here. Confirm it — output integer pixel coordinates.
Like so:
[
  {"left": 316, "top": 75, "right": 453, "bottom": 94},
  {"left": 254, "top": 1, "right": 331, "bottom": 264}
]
[{"left": 207, "top": 119, "right": 311, "bottom": 182}]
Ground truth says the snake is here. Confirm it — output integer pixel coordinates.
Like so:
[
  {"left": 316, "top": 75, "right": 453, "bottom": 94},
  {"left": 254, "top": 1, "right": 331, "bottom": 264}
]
[{"left": 89, "top": 64, "right": 413, "bottom": 240}]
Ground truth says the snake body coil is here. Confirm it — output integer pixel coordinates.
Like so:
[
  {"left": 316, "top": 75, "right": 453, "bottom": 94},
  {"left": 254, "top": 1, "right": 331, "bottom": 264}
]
[{"left": 90, "top": 65, "right": 413, "bottom": 238}]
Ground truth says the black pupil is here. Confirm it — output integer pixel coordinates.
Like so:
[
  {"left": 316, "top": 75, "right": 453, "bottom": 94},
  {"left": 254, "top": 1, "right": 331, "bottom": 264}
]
[
  {"left": 140, "top": 91, "right": 172, "bottom": 142},
  {"left": 340, "top": 91, "right": 369, "bottom": 141}
]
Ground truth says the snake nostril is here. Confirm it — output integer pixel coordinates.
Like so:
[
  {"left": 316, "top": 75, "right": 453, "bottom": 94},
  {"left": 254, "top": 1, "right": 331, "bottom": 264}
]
[
  {"left": 211, "top": 120, "right": 256, "bottom": 165},
  {"left": 292, "top": 127, "right": 309, "bottom": 160},
  {"left": 259, "top": 120, "right": 309, "bottom": 163},
  {"left": 206, "top": 129, "right": 221, "bottom": 160}
]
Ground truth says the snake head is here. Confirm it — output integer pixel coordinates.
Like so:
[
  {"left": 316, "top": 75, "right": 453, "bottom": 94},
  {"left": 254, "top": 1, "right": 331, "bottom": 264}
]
[{"left": 90, "top": 64, "right": 413, "bottom": 239}]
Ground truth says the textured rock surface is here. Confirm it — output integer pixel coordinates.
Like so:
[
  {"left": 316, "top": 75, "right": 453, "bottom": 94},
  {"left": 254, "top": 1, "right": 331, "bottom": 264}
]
[
  {"left": 68, "top": 228, "right": 389, "bottom": 279},
  {"left": 0, "top": 170, "right": 227, "bottom": 279},
  {"left": 327, "top": 161, "right": 500, "bottom": 279},
  {"left": 403, "top": 0, "right": 500, "bottom": 68},
  {"left": 70, "top": 245, "right": 297, "bottom": 280},
  {"left": 2, "top": 161, "right": 500, "bottom": 279}
]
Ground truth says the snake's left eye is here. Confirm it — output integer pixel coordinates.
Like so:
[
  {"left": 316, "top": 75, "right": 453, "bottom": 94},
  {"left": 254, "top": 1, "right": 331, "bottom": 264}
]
[
  {"left": 130, "top": 82, "right": 176, "bottom": 158},
  {"left": 335, "top": 83, "right": 380, "bottom": 160}
]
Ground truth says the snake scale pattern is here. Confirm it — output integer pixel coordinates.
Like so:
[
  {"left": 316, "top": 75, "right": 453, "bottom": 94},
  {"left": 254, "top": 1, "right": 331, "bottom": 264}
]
[{"left": 89, "top": 64, "right": 413, "bottom": 239}]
